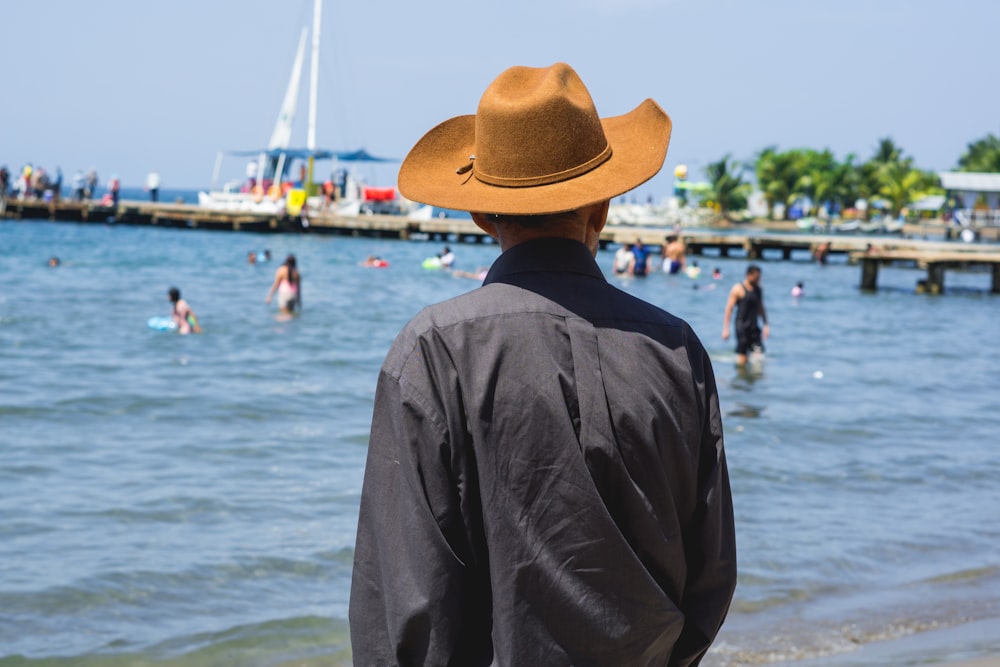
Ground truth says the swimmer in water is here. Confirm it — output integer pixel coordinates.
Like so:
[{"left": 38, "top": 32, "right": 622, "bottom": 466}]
[
  {"left": 792, "top": 282, "right": 804, "bottom": 298},
  {"left": 266, "top": 254, "right": 302, "bottom": 319},
  {"left": 168, "top": 287, "right": 201, "bottom": 334},
  {"left": 438, "top": 246, "right": 455, "bottom": 268}
]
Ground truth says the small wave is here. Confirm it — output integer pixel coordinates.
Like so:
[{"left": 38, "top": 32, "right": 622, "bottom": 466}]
[{"left": 0, "top": 616, "right": 352, "bottom": 667}]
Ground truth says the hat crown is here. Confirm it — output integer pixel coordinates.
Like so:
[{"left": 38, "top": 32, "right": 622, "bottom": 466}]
[{"left": 473, "top": 63, "right": 611, "bottom": 187}]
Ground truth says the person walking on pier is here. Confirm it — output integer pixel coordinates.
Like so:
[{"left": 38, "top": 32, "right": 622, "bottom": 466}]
[
  {"left": 722, "top": 264, "right": 769, "bottom": 364},
  {"left": 108, "top": 175, "right": 121, "bottom": 205},
  {"left": 146, "top": 171, "right": 161, "bottom": 202},
  {"left": 85, "top": 168, "right": 98, "bottom": 200},
  {"left": 71, "top": 169, "right": 85, "bottom": 200},
  {"left": 52, "top": 167, "right": 63, "bottom": 202},
  {"left": 350, "top": 62, "right": 736, "bottom": 666}
]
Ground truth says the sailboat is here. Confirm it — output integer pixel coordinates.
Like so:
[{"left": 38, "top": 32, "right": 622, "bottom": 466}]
[{"left": 198, "top": 0, "right": 431, "bottom": 220}]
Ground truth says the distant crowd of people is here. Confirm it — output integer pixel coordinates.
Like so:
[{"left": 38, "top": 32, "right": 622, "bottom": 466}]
[
  {"left": 0, "top": 164, "right": 160, "bottom": 204},
  {"left": 0, "top": 163, "right": 71, "bottom": 202}
]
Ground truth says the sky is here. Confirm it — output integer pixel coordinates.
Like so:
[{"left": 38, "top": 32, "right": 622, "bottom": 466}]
[{"left": 2, "top": 0, "right": 998, "bottom": 199}]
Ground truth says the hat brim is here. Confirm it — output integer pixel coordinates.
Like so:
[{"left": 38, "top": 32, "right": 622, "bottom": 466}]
[{"left": 399, "top": 99, "right": 672, "bottom": 215}]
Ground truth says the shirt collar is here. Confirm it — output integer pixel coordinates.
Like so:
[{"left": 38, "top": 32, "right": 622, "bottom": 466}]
[{"left": 483, "top": 237, "right": 606, "bottom": 285}]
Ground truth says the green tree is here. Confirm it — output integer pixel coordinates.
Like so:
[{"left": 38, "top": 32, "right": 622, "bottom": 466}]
[
  {"left": 704, "top": 155, "right": 751, "bottom": 221},
  {"left": 871, "top": 137, "right": 903, "bottom": 165},
  {"left": 827, "top": 155, "right": 862, "bottom": 214},
  {"left": 875, "top": 162, "right": 940, "bottom": 217},
  {"left": 792, "top": 149, "right": 839, "bottom": 214},
  {"left": 755, "top": 147, "right": 811, "bottom": 219},
  {"left": 859, "top": 137, "right": 913, "bottom": 218},
  {"left": 877, "top": 163, "right": 923, "bottom": 216},
  {"left": 957, "top": 134, "right": 1000, "bottom": 172}
]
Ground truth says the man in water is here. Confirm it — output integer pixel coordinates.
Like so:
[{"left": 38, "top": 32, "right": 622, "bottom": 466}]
[
  {"left": 612, "top": 242, "right": 634, "bottom": 274},
  {"left": 722, "top": 264, "right": 769, "bottom": 364},
  {"left": 629, "top": 238, "right": 650, "bottom": 276},
  {"left": 350, "top": 62, "right": 736, "bottom": 666},
  {"left": 663, "top": 234, "right": 687, "bottom": 274}
]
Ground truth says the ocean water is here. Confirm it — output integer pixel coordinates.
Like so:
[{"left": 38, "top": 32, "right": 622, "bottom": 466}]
[{"left": 1, "top": 218, "right": 998, "bottom": 666}]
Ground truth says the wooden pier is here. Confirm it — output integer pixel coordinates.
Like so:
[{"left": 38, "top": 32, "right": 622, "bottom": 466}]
[
  {"left": 5, "top": 197, "right": 1000, "bottom": 294},
  {"left": 850, "top": 248, "right": 1000, "bottom": 293}
]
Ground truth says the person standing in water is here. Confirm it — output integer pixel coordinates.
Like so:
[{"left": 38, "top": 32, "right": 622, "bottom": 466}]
[
  {"left": 722, "top": 264, "right": 768, "bottom": 364},
  {"left": 266, "top": 254, "right": 302, "bottom": 317},
  {"left": 168, "top": 287, "right": 201, "bottom": 334}
]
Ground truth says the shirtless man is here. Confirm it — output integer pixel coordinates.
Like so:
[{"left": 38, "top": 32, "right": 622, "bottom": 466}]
[
  {"left": 722, "top": 265, "right": 768, "bottom": 364},
  {"left": 662, "top": 234, "right": 686, "bottom": 274}
]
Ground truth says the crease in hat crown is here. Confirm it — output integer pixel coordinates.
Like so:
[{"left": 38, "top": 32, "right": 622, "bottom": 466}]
[
  {"left": 471, "top": 63, "right": 612, "bottom": 188},
  {"left": 398, "top": 61, "right": 672, "bottom": 215}
]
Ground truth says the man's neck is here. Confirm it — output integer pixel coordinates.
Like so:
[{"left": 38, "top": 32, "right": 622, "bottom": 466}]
[{"left": 470, "top": 201, "right": 610, "bottom": 256}]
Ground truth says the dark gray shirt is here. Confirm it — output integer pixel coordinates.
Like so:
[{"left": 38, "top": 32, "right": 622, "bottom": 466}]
[{"left": 350, "top": 237, "right": 736, "bottom": 666}]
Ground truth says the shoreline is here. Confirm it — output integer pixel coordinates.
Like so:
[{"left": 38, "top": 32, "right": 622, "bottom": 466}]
[
  {"left": 780, "top": 616, "right": 1000, "bottom": 667},
  {"left": 708, "top": 567, "right": 1000, "bottom": 667}
]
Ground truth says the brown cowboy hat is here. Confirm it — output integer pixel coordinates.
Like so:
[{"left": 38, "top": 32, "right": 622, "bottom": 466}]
[{"left": 398, "top": 62, "right": 672, "bottom": 215}]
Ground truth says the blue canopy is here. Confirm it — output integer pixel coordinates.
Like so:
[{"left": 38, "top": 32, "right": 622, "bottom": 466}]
[{"left": 225, "top": 147, "right": 397, "bottom": 162}]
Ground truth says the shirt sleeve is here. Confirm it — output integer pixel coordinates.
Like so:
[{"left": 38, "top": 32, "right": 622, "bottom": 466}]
[
  {"left": 349, "top": 367, "right": 491, "bottom": 667},
  {"left": 672, "top": 351, "right": 738, "bottom": 666}
]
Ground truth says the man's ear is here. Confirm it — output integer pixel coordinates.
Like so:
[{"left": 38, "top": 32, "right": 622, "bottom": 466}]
[
  {"left": 588, "top": 200, "right": 610, "bottom": 234},
  {"left": 470, "top": 212, "right": 500, "bottom": 240},
  {"left": 583, "top": 200, "right": 610, "bottom": 254}
]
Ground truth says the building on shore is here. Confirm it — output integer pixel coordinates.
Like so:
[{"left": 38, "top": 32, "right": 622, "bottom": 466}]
[{"left": 938, "top": 171, "right": 1000, "bottom": 228}]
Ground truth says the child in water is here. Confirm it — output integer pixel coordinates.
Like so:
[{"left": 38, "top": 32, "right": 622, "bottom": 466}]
[{"left": 168, "top": 287, "right": 201, "bottom": 334}]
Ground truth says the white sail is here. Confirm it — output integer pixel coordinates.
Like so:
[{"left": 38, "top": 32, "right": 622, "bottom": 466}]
[{"left": 268, "top": 27, "right": 309, "bottom": 150}]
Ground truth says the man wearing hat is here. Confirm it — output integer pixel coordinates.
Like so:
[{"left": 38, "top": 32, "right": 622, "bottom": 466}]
[{"left": 350, "top": 63, "right": 736, "bottom": 666}]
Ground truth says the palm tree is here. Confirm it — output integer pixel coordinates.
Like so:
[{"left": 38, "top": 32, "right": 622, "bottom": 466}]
[
  {"left": 755, "top": 148, "right": 806, "bottom": 219},
  {"left": 792, "top": 149, "right": 838, "bottom": 214},
  {"left": 859, "top": 138, "right": 913, "bottom": 219},
  {"left": 877, "top": 162, "right": 937, "bottom": 216},
  {"left": 704, "top": 155, "right": 751, "bottom": 221},
  {"left": 827, "top": 155, "right": 861, "bottom": 215},
  {"left": 872, "top": 137, "right": 903, "bottom": 166},
  {"left": 958, "top": 134, "right": 1000, "bottom": 172}
]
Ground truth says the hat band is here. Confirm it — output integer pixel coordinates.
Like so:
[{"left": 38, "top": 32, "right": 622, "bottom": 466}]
[{"left": 474, "top": 143, "right": 613, "bottom": 188}]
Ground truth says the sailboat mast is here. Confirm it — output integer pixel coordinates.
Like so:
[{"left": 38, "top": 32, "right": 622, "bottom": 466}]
[
  {"left": 308, "top": 0, "right": 321, "bottom": 151},
  {"left": 306, "top": 0, "right": 322, "bottom": 195}
]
